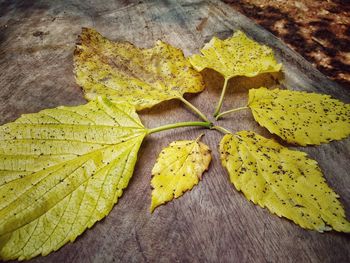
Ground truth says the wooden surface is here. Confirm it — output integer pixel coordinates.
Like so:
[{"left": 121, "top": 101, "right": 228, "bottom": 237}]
[{"left": 0, "top": 0, "right": 349, "bottom": 262}]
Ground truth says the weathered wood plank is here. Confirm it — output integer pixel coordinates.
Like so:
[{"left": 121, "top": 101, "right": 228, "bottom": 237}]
[{"left": 0, "top": 0, "right": 349, "bottom": 262}]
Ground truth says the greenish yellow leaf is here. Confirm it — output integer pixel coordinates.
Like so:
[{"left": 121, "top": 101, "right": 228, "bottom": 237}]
[
  {"left": 151, "top": 135, "right": 211, "bottom": 212},
  {"left": 74, "top": 28, "right": 204, "bottom": 110},
  {"left": 248, "top": 88, "right": 350, "bottom": 145},
  {"left": 220, "top": 131, "right": 350, "bottom": 232},
  {"left": 189, "top": 31, "right": 282, "bottom": 79},
  {"left": 0, "top": 97, "right": 147, "bottom": 260}
]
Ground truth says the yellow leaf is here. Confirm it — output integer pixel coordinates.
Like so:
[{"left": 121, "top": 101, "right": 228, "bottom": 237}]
[
  {"left": 220, "top": 131, "right": 350, "bottom": 232},
  {"left": 189, "top": 31, "right": 282, "bottom": 79},
  {"left": 151, "top": 135, "right": 211, "bottom": 212},
  {"left": 0, "top": 97, "right": 147, "bottom": 260},
  {"left": 189, "top": 31, "right": 281, "bottom": 117},
  {"left": 74, "top": 28, "right": 204, "bottom": 110},
  {"left": 248, "top": 88, "right": 350, "bottom": 145}
]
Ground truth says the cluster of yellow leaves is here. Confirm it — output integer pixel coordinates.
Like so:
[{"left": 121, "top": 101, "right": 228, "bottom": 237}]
[{"left": 1, "top": 28, "right": 350, "bottom": 261}]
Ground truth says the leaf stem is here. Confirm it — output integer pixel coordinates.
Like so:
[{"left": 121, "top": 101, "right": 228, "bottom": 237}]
[
  {"left": 147, "top": 121, "right": 212, "bottom": 135},
  {"left": 213, "top": 77, "right": 229, "bottom": 117},
  {"left": 215, "top": 106, "right": 249, "bottom": 120},
  {"left": 211, "top": 125, "right": 231, "bottom": 134},
  {"left": 179, "top": 96, "right": 210, "bottom": 122}
]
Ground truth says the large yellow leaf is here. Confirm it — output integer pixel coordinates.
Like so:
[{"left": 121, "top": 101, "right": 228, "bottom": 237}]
[
  {"left": 74, "top": 28, "right": 205, "bottom": 110},
  {"left": 189, "top": 31, "right": 282, "bottom": 79},
  {"left": 151, "top": 135, "right": 211, "bottom": 212},
  {"left": 248, "top": 88, "right": 350, "bottom": 145},
  {"left": 0, "top": 97, "right": 147, "bottom": 260},
  {"left": 220, "top": 131, "right": 350, "bottom": 232}
]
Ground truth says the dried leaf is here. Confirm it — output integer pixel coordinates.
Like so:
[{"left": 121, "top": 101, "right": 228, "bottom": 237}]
[
  {"left": 189, "top": 31, "right": 281, "bottom": 79},
  {"left": 151, "top": 135, "right": 211, "bottom": 212},
  {"left": 248, "top": 88, "right": 350, "bottom": 145},
  {"left": 220, "top": 131, "right": 350, "bottom": 232},
  {"left": 0, "top": 97, "right": 147, "bottom": 260},
  {"left": 74, "top": 28, "right": 204, "bottom": 110}
]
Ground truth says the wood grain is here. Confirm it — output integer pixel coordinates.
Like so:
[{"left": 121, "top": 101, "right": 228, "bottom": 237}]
[{"left": 0, "top": 0, "right": 349, "bottom": 262}]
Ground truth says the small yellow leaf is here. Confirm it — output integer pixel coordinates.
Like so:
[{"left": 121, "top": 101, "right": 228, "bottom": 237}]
[
  {"left": 189, "top": 31, "right": 281, "bottom": 79},
  {"left": 151, "top": 135, "right": 211, "bottom": 212},
  {"left": 74, "top": 28, "right": 204, "bottom": 110},
  {"left": 248, "top": 88, "right": 350, "bottom": 145},
  {"left": 0, "top": 97, "right": 147, "bottom": 260},
  {"left": 220, "top": 131, "right": 350, "bottom": 232}
]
